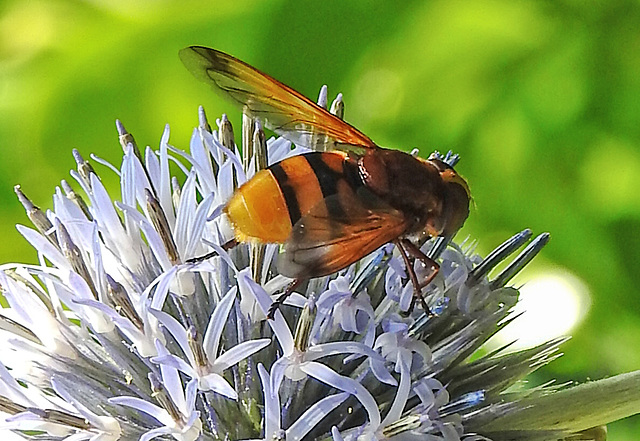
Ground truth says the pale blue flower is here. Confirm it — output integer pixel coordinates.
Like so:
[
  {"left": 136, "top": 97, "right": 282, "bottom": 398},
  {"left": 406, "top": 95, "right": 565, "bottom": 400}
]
[
  {"left": 0, "top": 95, "right": 638, "bottom": 441},
  {"left": 249, "top": 363, "right": 349, "bottom": 441},
  {"left": 149, "top": 287, "right": 271, "bottom": 398}
]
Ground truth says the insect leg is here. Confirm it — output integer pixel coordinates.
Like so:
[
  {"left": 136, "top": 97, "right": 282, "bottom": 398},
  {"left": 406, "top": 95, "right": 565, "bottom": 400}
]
[
  {"left": 400, "top": 238, "right": 440, "bottom": 290},
  {"left": 267, "top": 278, "right": 303, "bottom": 320},
  {"left": 394, "top": 240, "right": 433, "bottom": 316},
  {"left": 186, "top": 238, "right": 238, "bottom": 263}
]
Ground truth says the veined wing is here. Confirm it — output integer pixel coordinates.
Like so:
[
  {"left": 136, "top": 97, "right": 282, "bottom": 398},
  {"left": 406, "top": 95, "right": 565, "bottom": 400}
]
[
  {"left": 179, "top": 46, "right": 377, "bottom": 152},
  {"left": 279, "top": 189, "right": 408, "bottom": 279}
]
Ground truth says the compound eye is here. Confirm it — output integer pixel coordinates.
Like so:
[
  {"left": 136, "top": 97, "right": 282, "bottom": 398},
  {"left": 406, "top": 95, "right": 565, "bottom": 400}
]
[{"left": 442, "top": 181, "right": 470, "bottom": 236}]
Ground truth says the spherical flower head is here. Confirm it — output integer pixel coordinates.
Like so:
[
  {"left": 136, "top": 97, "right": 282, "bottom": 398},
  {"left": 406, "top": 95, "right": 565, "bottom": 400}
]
[{"left": 0, "top": 91, "right": 639, "bottom": 441}]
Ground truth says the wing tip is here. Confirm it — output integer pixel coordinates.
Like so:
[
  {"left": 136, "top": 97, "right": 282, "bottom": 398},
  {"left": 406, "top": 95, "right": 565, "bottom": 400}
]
[
  {"left": 178, "top": 45, "right": 199, "bottom": 61},
  {"left": 179, "top": 46, "right": 233, "bottom": 86}
]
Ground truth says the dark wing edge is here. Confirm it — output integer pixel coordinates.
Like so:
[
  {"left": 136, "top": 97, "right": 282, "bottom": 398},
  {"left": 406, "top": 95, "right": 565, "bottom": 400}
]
[{"left": 179, "top": 46, "right": 377, "bottom": 152}]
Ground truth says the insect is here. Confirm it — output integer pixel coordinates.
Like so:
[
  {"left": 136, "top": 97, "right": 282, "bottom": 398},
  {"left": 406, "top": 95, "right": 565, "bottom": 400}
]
[{"left": 179, "top": 46, "right": 471, "bottom": 317}]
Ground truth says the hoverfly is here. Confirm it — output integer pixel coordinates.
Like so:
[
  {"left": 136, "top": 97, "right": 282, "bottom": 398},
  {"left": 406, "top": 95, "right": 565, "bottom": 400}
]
[{"left": 179, "top": 46, "right": 471, "bottom": 317}]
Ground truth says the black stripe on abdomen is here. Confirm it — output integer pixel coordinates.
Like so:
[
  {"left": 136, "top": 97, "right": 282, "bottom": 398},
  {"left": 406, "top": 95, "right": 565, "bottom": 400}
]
[
  {"left": 303, "top": 154, "right": 345, "bottom": 220},
  {"left": 270, "top": 162, "right": 302, "bottom": 226},
  {"left": 303, "top": 154, "right": 340, "bottom": 198}
]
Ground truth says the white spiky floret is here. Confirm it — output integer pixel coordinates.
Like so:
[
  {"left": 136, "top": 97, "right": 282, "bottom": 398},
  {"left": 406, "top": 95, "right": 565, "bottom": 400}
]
[{"left": 0, "top": 94, "right": 638, "bottom": 441}]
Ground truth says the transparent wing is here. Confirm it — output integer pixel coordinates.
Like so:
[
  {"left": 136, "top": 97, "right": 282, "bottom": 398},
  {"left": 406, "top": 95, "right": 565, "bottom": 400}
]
[{"left": 179, "top": 46, "right": 377, "bottom": 152}]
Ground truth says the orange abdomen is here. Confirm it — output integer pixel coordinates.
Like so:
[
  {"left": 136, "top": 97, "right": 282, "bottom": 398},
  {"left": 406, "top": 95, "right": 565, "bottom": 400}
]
[{"left": 224, "top": 152, "right": 347, "bottom": 243}]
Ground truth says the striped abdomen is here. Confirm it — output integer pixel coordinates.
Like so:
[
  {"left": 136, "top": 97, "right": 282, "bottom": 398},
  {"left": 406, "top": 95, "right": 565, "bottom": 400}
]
[{"left": 224, "top": 151, "right": 355, "bottom": 243}]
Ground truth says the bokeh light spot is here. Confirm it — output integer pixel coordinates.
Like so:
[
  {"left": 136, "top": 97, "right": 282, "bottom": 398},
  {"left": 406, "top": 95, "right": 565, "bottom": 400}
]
[
  {"left": 492, "top": 269, "right": 590, "bottom": 350},
  {"left": 0, "top": 1, "right": 57, "bottom": 61},
  {"left": 352, "top": 67, "right": 403, "bottom": 124}
]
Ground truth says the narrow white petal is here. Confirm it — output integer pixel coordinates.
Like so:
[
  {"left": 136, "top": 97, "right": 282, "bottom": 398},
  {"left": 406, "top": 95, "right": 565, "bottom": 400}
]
[
  {"left": 184, "top": 194, "right": 214, "bottom": 258},
  {"left": 200, "top": 128, "right": 222, "bottom": 166},
  {"left": 381, "top": 355, "right": 411, "bottom": 426},
  {"left": 90, "top": 174, "right": 126, "bottom": 244},
  {"left": 88, "top": 153, "right": 120, "bottom": 175},
  {"left": 65, "top": 272, "right": 113, "bottom": 333},
  {"left": 414, "top": 378, "right": 438, "bottom": 409},
  {"left": 269, "top": 356, "right": 289, "bottom": 398},
  {"left": 149, "top": 310, "right": 193, "bottom": 366},
  {"left": 148, "top": 266, "right": 178, "bottom": 310},
  {"left": 185, "top": 379, "right": 198, "bottom": 412},
  {"left": 16, "top": 225, "right": 68, "bottom": 270},
  {"left": 203, "top": 287, "right": 238, "bottom": 357},
  {"left": 52, "top": 187, "right": 86, "bottom": 224},
  {"left": 287, "top": 392, "right": 348, "bottom": 441},
  {"left": 216, "top": 159, "right": 237, "bottom": 202},
  {"left": 151, "top": 353, "right": 196, "bottom": 377},
  {"left": 258, "top": 363, "right": 281, "bottom": 438},
  {"left": 200, "top": 373, "right": 237, "bottom": 400},
  {"left": 108, "top": 397, "right": 169, "bottom": 425},
  {"left": 213, "top": 338, "right": 271, "bottom": 371},
  {"left": 211, "top": 136, "right": 245, "bottom": 183},
  {"left": 190, "top": 128, "right": 216, "bottom": 195},
  {"left": 120, "top": 145, "right": 138, "bottom": 222},
  {"left": 338, "top": 305, "right": 359, "bottom": 333},
  {"left": 65, "top": 271, "right": 95, "bottom": 301},
  {"left": 140, "top": 426, "right": 173, "bottom": 441},
  {"left": 174, "top": 170, "right": 198, "bottom": 257},
  {"left": 199, "top": 239, "right": 238, "bottom": 273},
  {"left": 238, "top": 269, "right": 294, "bottom": 355},
  {"left": 166, "top": 143, "right": 198, "bottom": 179},
  {"left": 158, "top": 124, "right": 175, "bottom": 226},
  {"left": 0, "top": 271, "right": 53, "bottom": 333},
  {"left": 117, "top": 202, "right": 172, "bottom": 271},
  {"left": 301, "top": 361, "right": 381, "bottom": 428},
  {"left": 265, "top": 136, "right": 291, "bottom": 165},
  {"left": 89, "top": 223, "right": 107, "bottom": 302},
  {"left": 155, "top": 341, "right": 186, "bottom": 412},
  {"left": 1, "top": 415, "right": 73, "bottom": 437},
  {"left": 72, "top": 298, "right": 137, "bottom": 333},
  {"left": 145, "top": 145, "right": 161, "bottom": 198},
  {"left": 331, "top": 427, "right": 344, "bottom": 441},
  {"left": 305, "top": 341, "right": 382, "bottom": 362},
  {"left": 126, "top": 144, "right": 153, "bottom": 211}
]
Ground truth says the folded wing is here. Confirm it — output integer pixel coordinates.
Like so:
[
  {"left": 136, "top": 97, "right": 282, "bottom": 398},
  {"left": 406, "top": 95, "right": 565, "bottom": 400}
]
[{"left": 279, "top": 189, "right": 408, "bottom": 279}]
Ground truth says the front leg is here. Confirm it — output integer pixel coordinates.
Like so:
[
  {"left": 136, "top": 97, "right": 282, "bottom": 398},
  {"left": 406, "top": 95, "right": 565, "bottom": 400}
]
[
  {"left": 400, "top": 238, "right": 440, "bottom": 289},
  {"left": 394, "top": 239, "right": 439, "bottom": 316}
]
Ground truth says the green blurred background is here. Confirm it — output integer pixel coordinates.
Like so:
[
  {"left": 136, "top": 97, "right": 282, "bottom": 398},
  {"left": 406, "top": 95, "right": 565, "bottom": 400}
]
[{"left": 1, "top": 0, "right": 640, "bottom": 437}]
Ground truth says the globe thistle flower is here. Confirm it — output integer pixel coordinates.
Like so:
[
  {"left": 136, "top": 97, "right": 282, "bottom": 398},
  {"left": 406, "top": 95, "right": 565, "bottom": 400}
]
[{"left": 1, "top": 89, "right": 640, "bottom": 441}]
